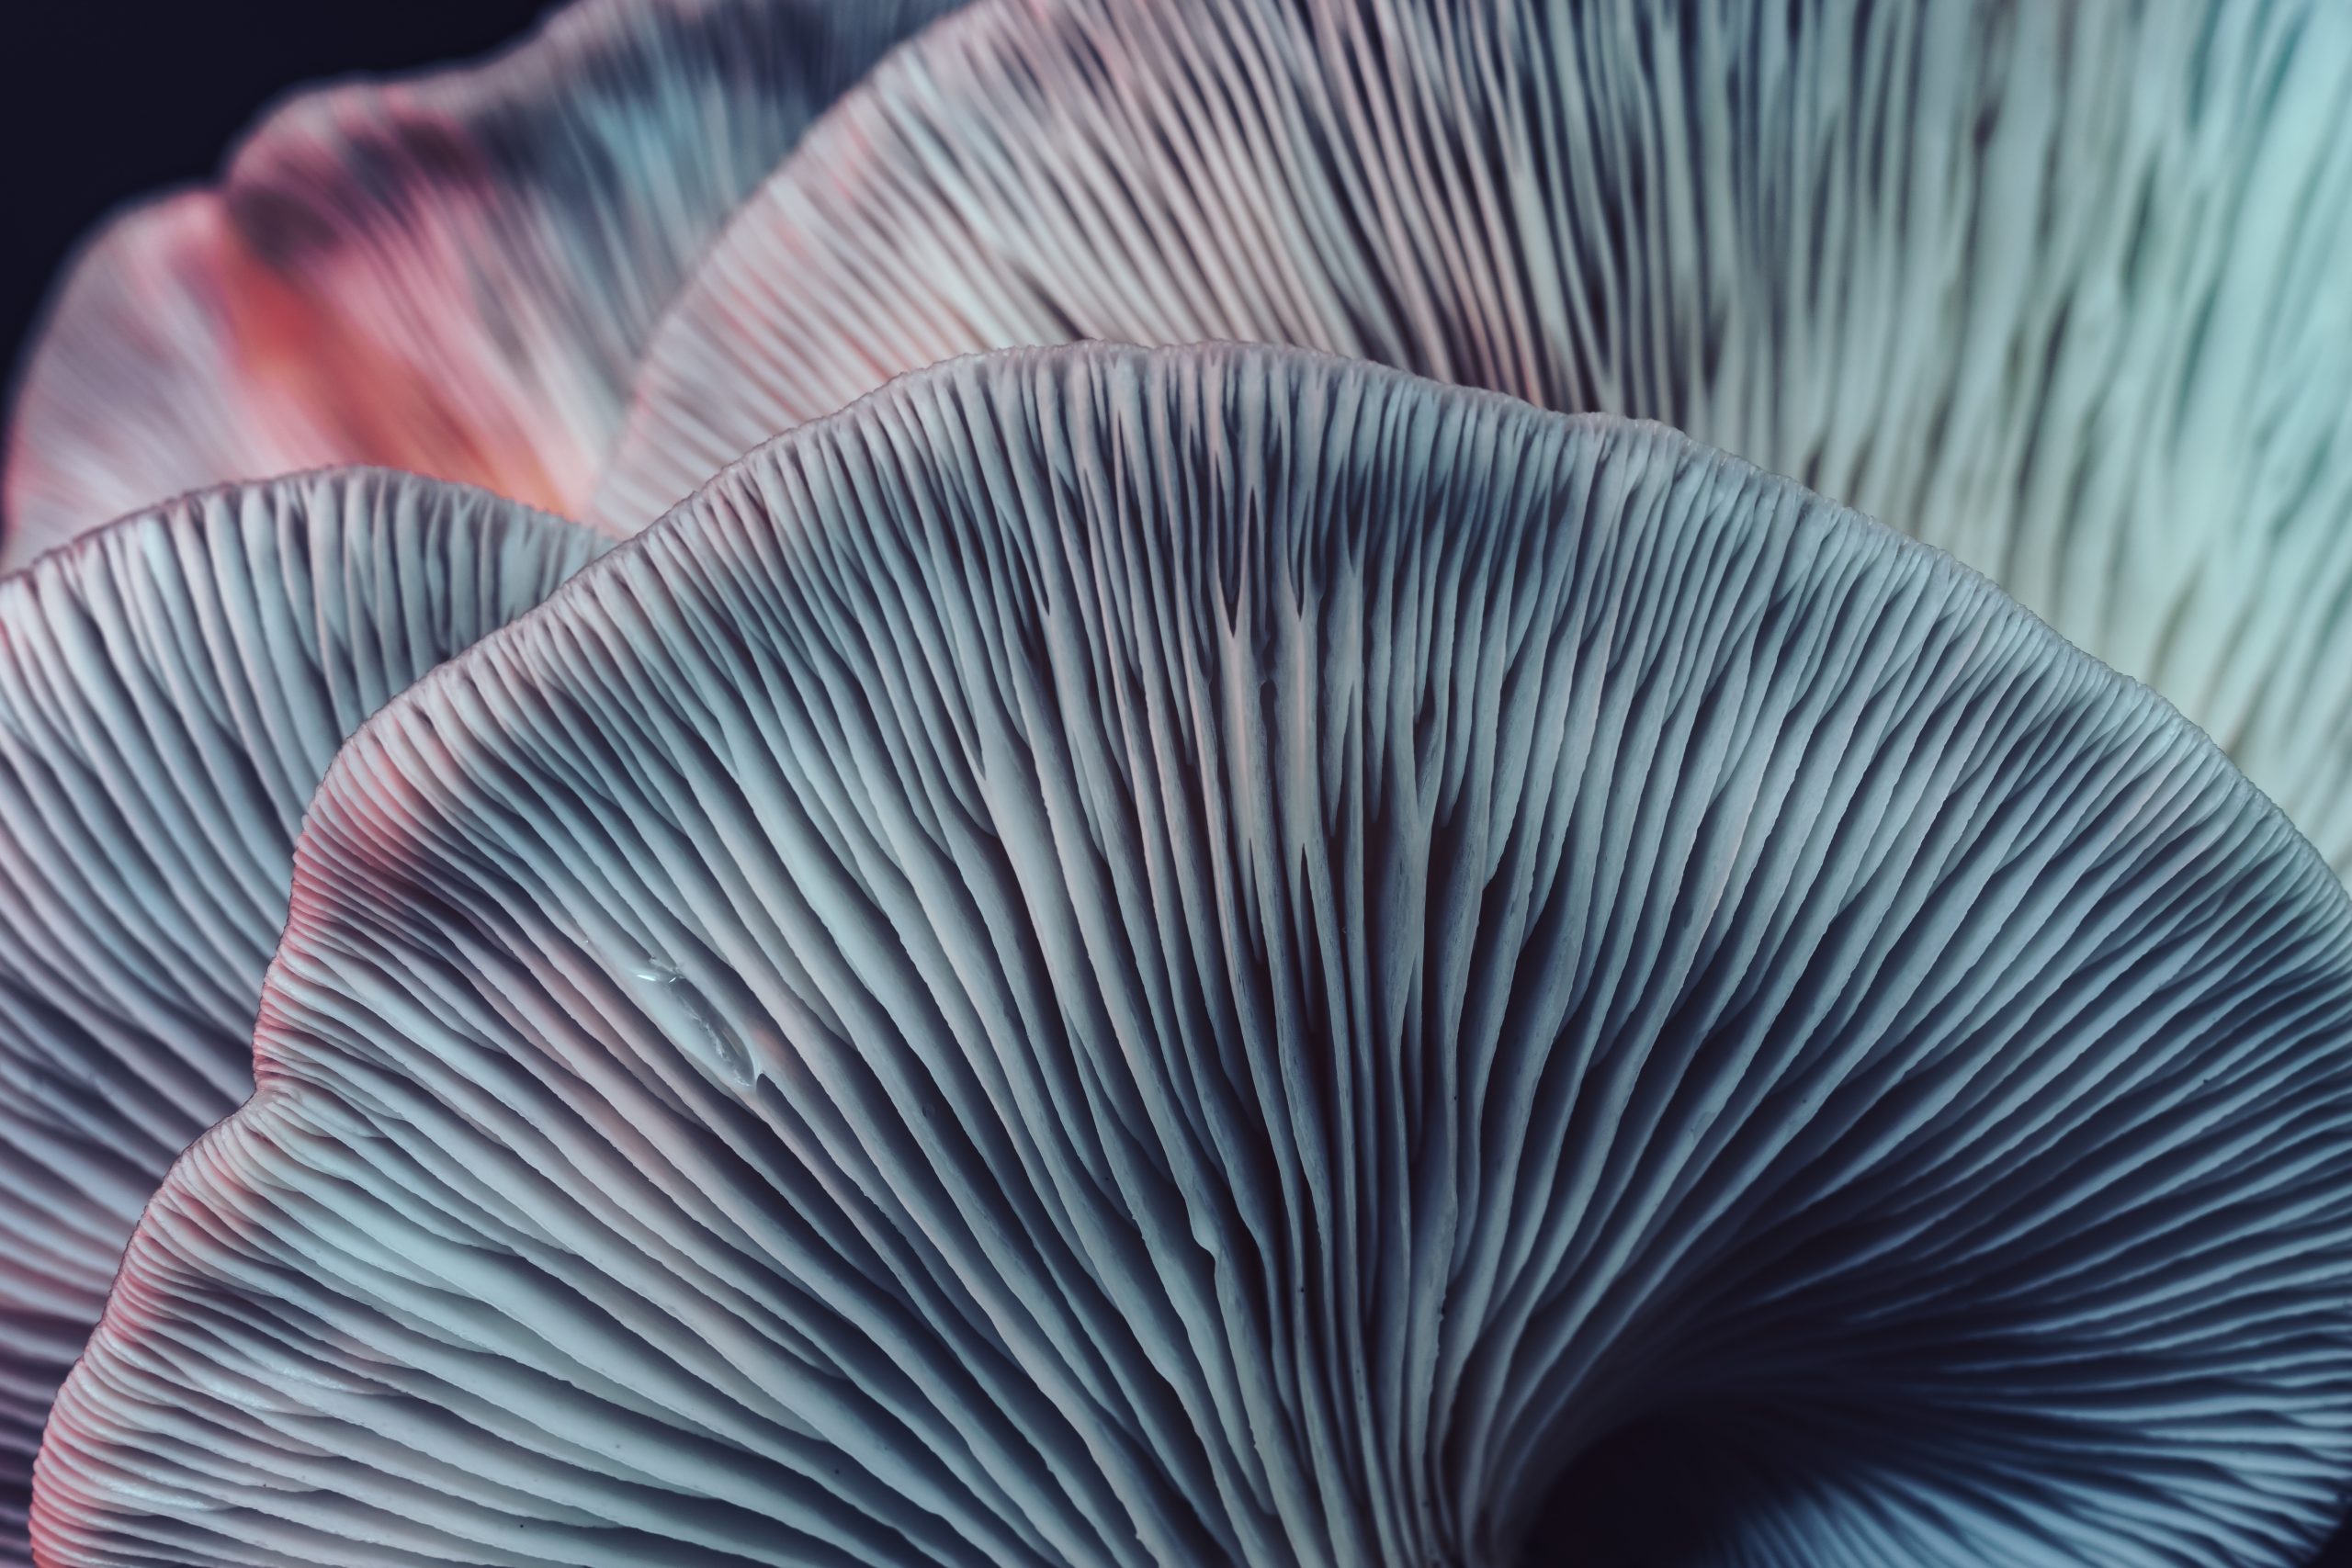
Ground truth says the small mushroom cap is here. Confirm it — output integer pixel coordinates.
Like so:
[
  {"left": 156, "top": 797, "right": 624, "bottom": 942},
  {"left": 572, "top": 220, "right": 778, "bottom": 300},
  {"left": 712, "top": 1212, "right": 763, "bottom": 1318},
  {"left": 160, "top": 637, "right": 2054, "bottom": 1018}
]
[
  {"left": 597, "top": 0, "right": 2352, "bottom": 883},
  {"left": 35, "top": 344, "right": 2352, "bottom": 1566},
  {"left": 0, "top": 0, "right": 963, "bottom": 568},
  {"left": 0, "top": 468, "right": 601, "bottom": 1564}
]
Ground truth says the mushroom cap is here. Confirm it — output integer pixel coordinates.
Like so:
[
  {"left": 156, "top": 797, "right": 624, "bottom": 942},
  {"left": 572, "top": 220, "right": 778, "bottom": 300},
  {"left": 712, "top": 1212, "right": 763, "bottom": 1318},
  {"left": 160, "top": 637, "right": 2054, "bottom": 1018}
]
[
  {"left": 0, "top": 0, "right": 963, "bottom": 568},
  {"left": 0, "top": 468, "right": 600, "bottom": 1562},
  {"left": 36, "top": 344, "right": 2352, "bottom": 1566},
  {"left": 596, "top": 0, "right": 2352, "bottom": 882}
]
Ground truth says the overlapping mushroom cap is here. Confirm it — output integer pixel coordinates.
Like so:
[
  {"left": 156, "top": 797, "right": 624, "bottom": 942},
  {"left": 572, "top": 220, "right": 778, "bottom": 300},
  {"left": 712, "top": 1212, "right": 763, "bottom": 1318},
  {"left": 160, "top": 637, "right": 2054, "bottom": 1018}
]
[
  {"left": 0, "top": 0, "right": 961, "bottom": 568},
  {"left": 35, "top": 345, "right": 2352, "bottom": 1566},
  {"left": 596, "top": 0, "right": 2352, "bottom": 884},
  {"left": 0, "top": 469, "right": 600, "bottom": 1561}
]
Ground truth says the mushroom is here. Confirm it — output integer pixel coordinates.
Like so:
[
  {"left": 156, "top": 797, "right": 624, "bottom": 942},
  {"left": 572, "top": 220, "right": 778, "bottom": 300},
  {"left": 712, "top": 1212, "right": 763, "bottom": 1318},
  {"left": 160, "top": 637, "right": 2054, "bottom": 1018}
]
[
  {"left": 594, "top": 0, "right": 2352, "bottom": 882},
  {"left": 0, "top": 0, "right": 963, "bottom": 568},
  {"left": 37, "top": 344, "right": 2352, "bottom": 1565},
  {"left": 0, "top": 468, "right": 600, "bottom": 1562}
]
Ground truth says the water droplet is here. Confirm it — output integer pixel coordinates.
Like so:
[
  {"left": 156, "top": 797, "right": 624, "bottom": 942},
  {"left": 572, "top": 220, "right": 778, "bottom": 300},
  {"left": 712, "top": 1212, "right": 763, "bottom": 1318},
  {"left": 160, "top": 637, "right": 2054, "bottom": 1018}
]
[{"left": 631, "top": 955, "right": 757, "bottom": 1090}]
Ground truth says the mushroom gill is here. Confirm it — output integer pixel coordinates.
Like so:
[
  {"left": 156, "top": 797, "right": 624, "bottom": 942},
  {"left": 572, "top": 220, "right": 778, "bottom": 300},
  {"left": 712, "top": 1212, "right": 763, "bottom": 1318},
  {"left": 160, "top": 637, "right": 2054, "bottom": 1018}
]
[
  {"left": 0, "top": 469, "right": 599, "bottom": 1563},
  {"left": 36, "top": 345, "right": 2352, "bottom": 1567},
  {"left": 595, "top": 0, "right": 2352, "bottom": 883}
]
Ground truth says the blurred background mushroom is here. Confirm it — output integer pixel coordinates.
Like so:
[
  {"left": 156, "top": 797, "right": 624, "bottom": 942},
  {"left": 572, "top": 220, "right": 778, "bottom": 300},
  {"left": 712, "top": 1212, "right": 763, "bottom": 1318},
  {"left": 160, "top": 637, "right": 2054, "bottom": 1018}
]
[
  {"left": 37, "top": 345, "right": 2352, "bottom": 1565},
  {"left": 0, "top": 468, "right": 599, "bottom": 1562},
  {"left": 0, "top": 0, "right": 960, "bottom": 570},
  {"left": 592, "top": 0, "right": 2352, "bottom": 886}
]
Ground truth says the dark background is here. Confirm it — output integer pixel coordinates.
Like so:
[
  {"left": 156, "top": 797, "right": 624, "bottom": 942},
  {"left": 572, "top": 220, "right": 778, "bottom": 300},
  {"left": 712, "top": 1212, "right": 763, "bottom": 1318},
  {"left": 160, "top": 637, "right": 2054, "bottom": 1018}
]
[
  {"left": 1, "top": 0, "right": 550, "bottom": 392},
  {"left": 2, "top": 6, "right": 2351, "bottom": 1565}
]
